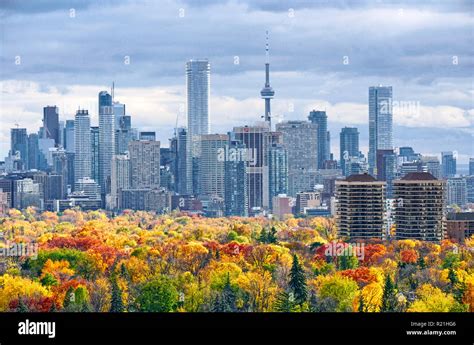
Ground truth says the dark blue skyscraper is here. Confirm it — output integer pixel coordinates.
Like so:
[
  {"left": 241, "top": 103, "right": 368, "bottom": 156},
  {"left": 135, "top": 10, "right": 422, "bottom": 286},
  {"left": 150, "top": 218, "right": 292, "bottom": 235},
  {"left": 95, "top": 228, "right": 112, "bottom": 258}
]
[
  {"left": 10, "top": 128, "right": 28, "bottom": 171},
  {"left": 308, "top": 110, "right": 329, "bottom": 169},
  {"left": 43, "top": 106, "right": 59, "bottom": 145},
  {"left": 339, "top": 127, "right": 359, "bottom": 176},
  {"left": 441, "top": 151, "right": 456, "bottom": 178}
]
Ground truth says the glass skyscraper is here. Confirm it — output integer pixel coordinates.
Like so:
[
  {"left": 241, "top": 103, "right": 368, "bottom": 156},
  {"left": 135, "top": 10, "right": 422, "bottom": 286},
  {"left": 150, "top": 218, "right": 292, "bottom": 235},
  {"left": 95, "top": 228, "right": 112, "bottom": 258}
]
[
  {"left": 308, "top": 110, "right": 329, "bottom": 169},
  {"left": 43, "top": 106, "right": 59, "bottom": 146},
  {"left": 339, "top": 127, "right": 359, "bottom": 176},
  {"left": 368, "top": 86, "right": 393, "bottom": 176},
  {"left": 10, "top": 128, "right": 28, "bottom": 171},
  {"left": 74, "top": 110, "right": 92, "bottom": 182},
  {"left": 98, "top": 91, "right": 115, "bottom": 194},
  {"left": 186, "top": 59, "right": 210, "bottom": 138},
  {"left": 441, "top": 151, "right": 457, "bottom": 178}
]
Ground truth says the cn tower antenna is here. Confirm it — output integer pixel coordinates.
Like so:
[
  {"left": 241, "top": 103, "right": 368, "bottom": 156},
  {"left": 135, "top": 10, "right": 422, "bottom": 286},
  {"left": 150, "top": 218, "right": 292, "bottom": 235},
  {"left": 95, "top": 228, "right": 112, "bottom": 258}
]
[{"left": 260, "top": 30, "right": 274, "bottom": 128}]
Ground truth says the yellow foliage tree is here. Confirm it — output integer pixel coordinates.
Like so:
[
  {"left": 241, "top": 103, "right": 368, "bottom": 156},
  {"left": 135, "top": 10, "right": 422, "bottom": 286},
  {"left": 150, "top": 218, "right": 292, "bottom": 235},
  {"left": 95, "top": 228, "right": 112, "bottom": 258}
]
[{"left": 0, "top": 274, "right": 51, "bottom": 311}]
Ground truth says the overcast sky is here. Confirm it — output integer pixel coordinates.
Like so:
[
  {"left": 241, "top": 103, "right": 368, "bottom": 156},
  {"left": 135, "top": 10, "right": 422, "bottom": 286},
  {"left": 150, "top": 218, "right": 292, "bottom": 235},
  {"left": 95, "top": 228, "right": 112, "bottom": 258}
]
[{"left": 0, "top": 0, "right": 473, "bottom": 163}]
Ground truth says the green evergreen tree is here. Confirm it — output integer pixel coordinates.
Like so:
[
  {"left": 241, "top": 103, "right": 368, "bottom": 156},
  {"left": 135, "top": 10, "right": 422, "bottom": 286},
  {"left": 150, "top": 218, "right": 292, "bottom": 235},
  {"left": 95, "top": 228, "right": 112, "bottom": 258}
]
[
  {"left": 63, "top": 286, "right": 75, "bottom": 310},
  {"left": 274, "top": 291, "right": 297, "bottom": 312},
  {"left": 358, "top": 295, "right": 365, "bottom": 313},
  {"left": 381, "top": 275, "right": 397, "bottom": 312},
  {"left": 18, "top": 298, "right": 29, "bottom": 312},
  {"left": 417, "top": 255, "right": 426, "bottom": 269},
  {"left": 337, "top": 248, "right": 359, "bottom": 270},
  {"left": 448, "top": 268, "right": 458, "bottom": 287},
  {"left": 288, "top": 254, "right": 307, "bottom": 305},
  {"left": 110, "top": 278, "right": 124, "bottom": 312}
]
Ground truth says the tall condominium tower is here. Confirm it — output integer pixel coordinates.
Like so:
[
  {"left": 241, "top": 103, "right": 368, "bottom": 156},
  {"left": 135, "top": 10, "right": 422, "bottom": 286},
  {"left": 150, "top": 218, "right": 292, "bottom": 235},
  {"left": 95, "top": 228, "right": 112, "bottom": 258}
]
[
  {"left": 43, "top": 106, "right": 60, "bottom": 146},
  {"left": 336, "top": 173, "right": 386, "bottom": 240},
  {"left": 198, "top": 134, "right": 228, "bottom": 198},
  {"left": 64, "top": 120, "right": 75, "bottom": 153},
  {"left": 308, "top": 110, "right": 329, "bottom": 169},
  {"left": 74, "top": 110, "right": 92, "bottom": 182},
  {"left": 129, "top": 140, "right": 161, "bottom": 189},
  {"left": 176, "top": 128, "right": 193, "bottom": 195},
  {"left": 368, "top": 86, "right": 393, "bottom": 176},
  {"left": 339, "top": 127, "right": 359, "bottom": 176},
  {"left": 10, "top": 128, "right": 28, "bottom": 171},
  {"left": 276, "top": 121, "right": 318, "bottom": 196},
  {"left": 90, "top": 126, "right": 100, "bottom": 183},
  {"left": 268, "top": 142, "right": 288, "bottom": 209},
  {"left": 260, "top": 31, "right": 275, "bottom": 128},
  {"left": 224, "top": 138, "right": 248, "bottom": 217},
  {"left": 186, "top": 59, "right": 210, "bottom": 137},
  {"left": 98, "top": 91, "right": 115, "bottom": 194},
  {"left": 394, "top": 172, "right": 445, "bottom": 241},
  {"left": 110, "top": 154, "right": 130, "bottom": 210},
  {"left": 441, "top": 151, "right": 457, "bottom": 178},
  {"left": 233, "top": 125, "right": 271, "bottom": 214}
]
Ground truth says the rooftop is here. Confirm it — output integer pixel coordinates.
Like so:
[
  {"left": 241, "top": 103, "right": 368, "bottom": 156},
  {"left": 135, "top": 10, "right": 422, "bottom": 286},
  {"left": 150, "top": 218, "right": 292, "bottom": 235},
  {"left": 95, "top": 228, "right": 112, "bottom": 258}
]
[
  {"left": 401, "top": 172, "right": 437, "bottom": 181},
  {"left": 345, "top": 173, "right": 378, "bottom": 182}
]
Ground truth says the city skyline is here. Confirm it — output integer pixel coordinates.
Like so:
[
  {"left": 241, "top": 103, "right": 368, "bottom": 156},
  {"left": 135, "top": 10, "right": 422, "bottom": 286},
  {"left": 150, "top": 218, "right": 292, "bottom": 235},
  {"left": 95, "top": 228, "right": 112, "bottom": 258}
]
[{"left": 0, "top": 0, "right": 472, "bottom": 164}]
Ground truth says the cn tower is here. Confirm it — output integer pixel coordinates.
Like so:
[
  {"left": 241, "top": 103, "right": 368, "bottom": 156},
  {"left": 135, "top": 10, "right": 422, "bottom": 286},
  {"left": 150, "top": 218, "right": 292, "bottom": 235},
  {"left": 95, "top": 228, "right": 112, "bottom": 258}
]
[{"left": 260, "top": 31, "right": 275, "bottom": 128}]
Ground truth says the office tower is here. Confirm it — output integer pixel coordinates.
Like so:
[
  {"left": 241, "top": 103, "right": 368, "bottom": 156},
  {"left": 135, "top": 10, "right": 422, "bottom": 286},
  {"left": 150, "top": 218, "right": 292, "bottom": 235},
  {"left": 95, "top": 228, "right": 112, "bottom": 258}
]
[
  {"left": 110, "top": 154, "right": 130, "bottom": 210},
  {"left": 268, "top": 143, "right": 288, "bottom": 209},
  {"left": 74, "top": 177, "right": 101, "bottom": 199},
  {"left": 10, "top": 128, "right": 28, "bottom": 171},
  {"left": 64, "top": 120, "right": 75, "bottom": 153},
  {"left": 198, "top": 134, "right": 228, "bottom": 198},
  {"left": 58, "top": 121, "right": 65, "bottom": 148},
  {"left": 119, "top": 189, "right": 170, "bottom": 212},
  {"left": 74, "top": 110, "right": 92, "bottom": 182},
  {"left": 186, "top": 59, "right": 210, "bottom": 137},
  {"left": 398, "top": 147, "right": 421, "bottom": 162},
  {"left": 376, "top": 149, "right": 396, "bottom": 198},
  {"left": 470, "top": 158, "right": 474, "bottom": 176},
  {"left": 394, "top": 172, "right": 445, "bottom": 241},
  {"left": 336, "top": 173, "right": 386, "bottom": 240},
  {"left": 113, "top": 101, "right": 126, "bottom": 130},
  {"left": 296, "top": 191, "right": 321, "bottom": 215},
  {"left": 260, "top": 31, "right": 275, "bottom": 127},
  {"left": 129, "top": 140, "right": 160, "bottom": 189},
  {"left": 368, "top": 86, "right": 393, "bottom": 175},
  {"left": 43, "top": 106, "right": 59, "bottom": 145},
  {"left": 467, "top": 176, "right": 474, "bottom": 203},
  {"left": 52, "top": 149, "right": 69, "bottom": 197},
  {"left": 116, "top": 115, "right": 134, "bottom": 155},
  {"left": 0, "top": 190, "right": 8, "bottom": 215},
  {"left": 0, "top": 178, "right": 14, "bottom": 208},
  {"left": 38, "top": 137, "right": 55, "bottom": 169},
  {"left": 176, "top": 128, "right": 192, "bottom": 195},
  {"left": 441, "top": 151, "right": 457, "bottom": 178},
  {"left": 277, "top": 121, "right": 318, "bottom": 196},
  {"left": 98, "top": 91, "right": 115, "bottom": 194},
  {"left": 400, "top": 160, "right": 426, "bottom": 177},
  {"left": 224, "top": 139, "right": 248, "bottom": 216},
  {"left": 421, "top": 156, "right": 441, "bottom": 179},
  {"left": 339, "top": 127, "right": 359, "bottom": 176},
  {"left": 233, "top": 125, "right": 271, "bottom": 214},
  {"left": 447, "top": 177, "right": 467, "bottom": 207},
  {"left": 139, "top": 131, "right": 156, "bottom": 141},
  {"left": 90, "top": 126, "right": 100, "bottom": 182},
  {"left": 43, "top": 174, "right": 64, "bottom": 203},
  {"left": 308, "top": 110, "right": 328, "bottom": 169},
  {"left": 13, "top": 178, "right": 42, "bottom": 210},
  {"left": 66, "top": 152, "right": 75, "bottom": 191},
  {"left": 27, "top": 133, "right": 40, "bottom": 170}
]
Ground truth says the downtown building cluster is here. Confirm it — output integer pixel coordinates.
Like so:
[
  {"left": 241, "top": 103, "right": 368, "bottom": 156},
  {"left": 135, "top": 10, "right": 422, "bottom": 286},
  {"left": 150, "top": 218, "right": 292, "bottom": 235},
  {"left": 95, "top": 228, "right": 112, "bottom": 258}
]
[{"left": 1, "top": 43, "right": 473, "bottom": 243}]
